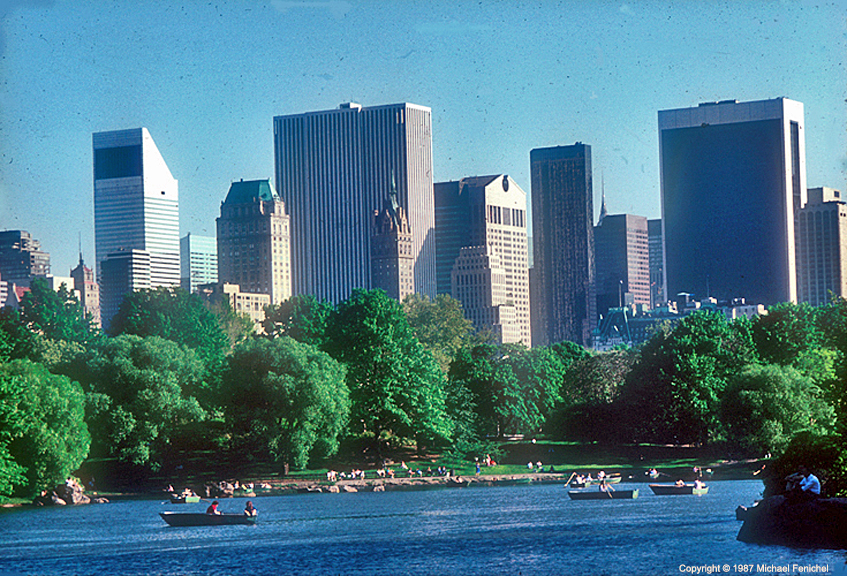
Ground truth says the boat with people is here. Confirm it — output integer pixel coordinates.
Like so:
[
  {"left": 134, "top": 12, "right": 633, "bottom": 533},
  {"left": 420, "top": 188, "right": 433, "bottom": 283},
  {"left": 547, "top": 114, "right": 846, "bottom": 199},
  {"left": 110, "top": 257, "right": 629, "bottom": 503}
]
[
  {"left": 568, "top": 489, "right": 639, "bottom": 500},
  {"left": 169, "top": 495, "right": 201, "bottom": 504},
  {"left": 159, "top": 512, "right": 257, "bottom": 526},
  {"left": 649, "top": 484, "right": 708, "bottom": 496},
  {"left": 568, "top": 474, "right": 622, "bottom": 488}
]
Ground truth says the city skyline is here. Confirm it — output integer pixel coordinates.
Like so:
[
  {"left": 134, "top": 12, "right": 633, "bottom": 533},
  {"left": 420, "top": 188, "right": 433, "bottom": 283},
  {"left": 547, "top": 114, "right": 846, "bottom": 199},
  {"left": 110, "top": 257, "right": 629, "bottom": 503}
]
[{"left": 1, "top": 1, "right": 844, "bottom": 277}]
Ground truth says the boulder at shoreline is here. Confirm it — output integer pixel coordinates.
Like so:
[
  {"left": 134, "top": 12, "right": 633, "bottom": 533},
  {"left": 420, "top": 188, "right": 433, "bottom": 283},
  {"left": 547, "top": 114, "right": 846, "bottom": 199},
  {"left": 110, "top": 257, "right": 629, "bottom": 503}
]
[
  {"left": 32, "top": 479, "right": 108, "bottom": 506},
  {"left": 737, "top": 495, "right": 847, "bottom": 549}
]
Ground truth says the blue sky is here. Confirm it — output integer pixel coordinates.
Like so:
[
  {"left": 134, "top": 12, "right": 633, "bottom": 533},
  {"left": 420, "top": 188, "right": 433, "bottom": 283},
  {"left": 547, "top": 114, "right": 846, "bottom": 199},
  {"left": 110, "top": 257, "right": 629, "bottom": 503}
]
[{"left": 1, "top": 0, "right": 845, "bottom": 277}]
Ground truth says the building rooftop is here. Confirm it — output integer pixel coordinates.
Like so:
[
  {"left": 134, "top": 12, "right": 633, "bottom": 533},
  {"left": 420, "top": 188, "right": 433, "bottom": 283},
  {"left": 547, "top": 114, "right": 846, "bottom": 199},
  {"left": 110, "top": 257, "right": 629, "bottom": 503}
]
[{"left": 224, "top": 179, "right": 280, "bottom": 204}]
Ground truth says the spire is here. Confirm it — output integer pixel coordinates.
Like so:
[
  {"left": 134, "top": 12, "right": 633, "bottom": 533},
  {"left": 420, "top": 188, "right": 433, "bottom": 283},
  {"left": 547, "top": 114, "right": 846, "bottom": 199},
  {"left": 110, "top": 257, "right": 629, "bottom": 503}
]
[{"left": 598, "top": 170, "right": 608, "bottom": 225}]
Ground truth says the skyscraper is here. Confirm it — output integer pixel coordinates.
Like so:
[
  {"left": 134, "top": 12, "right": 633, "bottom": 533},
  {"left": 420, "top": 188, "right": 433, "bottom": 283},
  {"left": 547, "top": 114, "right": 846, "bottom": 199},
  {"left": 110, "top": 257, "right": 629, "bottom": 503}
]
[
  {"left": 99, "top": 249, "right": 151, "bottom": 330},
  {"left": 180, "top": 234, "right": 218, "bottom": 294},
  {"left": 93, "top": 127, "right": 180, "bottom": 322},
  {"left": 659, "top": 98, "right": 806, "bottom": 305},
  {"left": 796, "top": 187, "right": 847, "bottom": 306},
  {"left": 216, "top": 179, "right": 292, "bottom": 305},
  {"left": 371, "top": 177, "right": 414, "bottom": 302},
  {"left": 594, "top": 213, "right": 650, "bottom": 317},
  {"left": 273, "top": 102, "right": 435, "bottom": 303},
  {"left": 648, "top": 219, "right": 665, "bottom": 308},
  {"left": 434, "top": 175, "right": 531, "bottom": 345},
  {"left": 530, "top": 144, "right": 596, "bottom": 348}
]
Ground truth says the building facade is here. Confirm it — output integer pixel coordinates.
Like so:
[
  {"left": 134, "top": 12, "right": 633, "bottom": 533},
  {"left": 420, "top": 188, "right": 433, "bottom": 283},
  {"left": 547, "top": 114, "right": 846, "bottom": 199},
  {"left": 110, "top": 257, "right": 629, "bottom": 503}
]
[
  {"left": 273, "top": 102, "right": 436, "bottom": 303},
  {"left": 434, "top": 175, "right": 531, "bottom": 345},
  {"left": 216, "top": 179, "right": 292, "bottom": 306},
  {"left": 180, "top": 234, "right": 218, "bottom": 294},
  {"left": 197, "top": 282, "right": 270, "bottom": 330},
  {"left": 371, "top": 177, "right": 415, "bottom": 301},
  {"left": 93, "top": 128, "right": 180, "bottom": 325},
  {"left": 530, "top": 144, "right": 596, "bottom": 348},
  {"left": 594, "top": 213, "right": 650, "bottom": 318},
  {"left": 796, "top": 187, "right": 847, "bottom": 306},
  {"left": 71, "top": 256, "right": 101, "bottom": 328},
  {"left": 648, "top": 219, "right": 665, "bottom": 308},
  {"left": 99, "top": 249, "right": 151, "bottom": 330},
  {"left": 659, "top": 98, "right": 806, "bottom": 306},
  {"left": 0, "top": 230, "right": 51, "bottom": 286}
]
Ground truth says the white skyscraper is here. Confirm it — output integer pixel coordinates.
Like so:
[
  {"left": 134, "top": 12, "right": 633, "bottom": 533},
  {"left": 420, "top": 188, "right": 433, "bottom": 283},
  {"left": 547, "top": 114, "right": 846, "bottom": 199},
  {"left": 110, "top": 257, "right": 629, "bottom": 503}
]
[
  {"left": 94, "top": 128, "right": 180, "bottom": 326},
  {"left": 274, "top": 102, "right": 435, "bottom": 303},
  {"left": 180, "top": 233, "right": 218, "bottom": 294}
]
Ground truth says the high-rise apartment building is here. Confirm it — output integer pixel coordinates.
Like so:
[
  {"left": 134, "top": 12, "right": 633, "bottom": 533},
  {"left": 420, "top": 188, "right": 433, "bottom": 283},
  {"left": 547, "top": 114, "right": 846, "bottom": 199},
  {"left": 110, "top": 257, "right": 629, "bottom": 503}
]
[
  {"left": 93, "top": 128, "right": 180, "bottom": 325},
  {"left": 71, "top": 255, "right": 101, "bottom": 328},
  {"left": 648, "top": 219, "right": 665, "bottom": 308},
  {"left": 0, "top": 230, "right": 51, "bottom": 286},
  {"left": 659, "top": 98, "right": 806, "bottom": 305},
  {"left": 273, "top": 102, "right": 435, "bottom": 303},
  {"left": 180, "top": 234, "right": 218, "bottom": 294},
  {"left": 371, "top": 177, "right": 414, "bottom": 301},
  {"left": 434, "top": 175, "right": 530, "bottom": 345},
  {"left": 216, "top": 179, "right": 291, "bottom": 305},
  {"left": 530, "top": 144, "right": 596, "bottom": 348},
  {"left": 594, "top": 213, "right": 650, "bottom": 317},
  {"left": 796, "top": 187, "right": 847, "bottom": 306}
]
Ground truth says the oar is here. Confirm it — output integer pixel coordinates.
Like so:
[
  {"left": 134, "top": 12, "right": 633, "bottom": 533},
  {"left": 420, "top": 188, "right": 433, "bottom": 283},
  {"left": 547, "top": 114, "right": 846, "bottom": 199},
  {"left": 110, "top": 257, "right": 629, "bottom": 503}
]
[{"left": 564, "top": 471, "right": 577, "bottom": 488}]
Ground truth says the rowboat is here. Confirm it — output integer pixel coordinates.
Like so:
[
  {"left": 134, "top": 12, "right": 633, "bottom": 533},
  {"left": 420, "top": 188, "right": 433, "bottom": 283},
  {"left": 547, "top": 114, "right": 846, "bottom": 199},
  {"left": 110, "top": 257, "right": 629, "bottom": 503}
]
[
  {"left": 649, "top": 484, "right": 708, "bottom": 496},
  {"left": 569, "top": 476, "right": 622, "bottom": 488},
  {"left": 159, "top": 512, "right": 257, "bottom": 526},
  {"left": 568, "top": 489, "right": 639, "bottom": 500},
  {"left": 169, "top": 495, "right": 201, "bottom": 504}
]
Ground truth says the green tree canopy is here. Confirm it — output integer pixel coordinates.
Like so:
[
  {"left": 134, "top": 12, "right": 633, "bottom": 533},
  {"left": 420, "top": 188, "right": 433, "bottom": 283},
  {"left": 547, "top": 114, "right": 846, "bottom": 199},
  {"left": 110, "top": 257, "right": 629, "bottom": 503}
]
[
  {"left": 0, "top": 308, "right": 39, "bottom": 363},
  {"left": 325, "top": 289, "right": 453, "bottom": 450},
  {"left": 0, "top": 360, "right": 90, "bottom": 498},
  {"left": 19, "top": 278, "right": 99, "bottom": 344},
  {"left": 221, "top": 337, "right": 350, "bottom": 471},
  {"left": 403, "top": 293, "right": 473, "bottom": 372},
  {"left": 619, "top": 311, "right": 757, "bottom": 445},
  {"left": 752, "top": 302, "right": 823, "bottom": 366},
  {"left": 721, "top": 363, "right": 836, "bottom": 456},
  {"left": 108, "top": 287, "right": 230, "bottom": 368},
  {"left": 56, "top": 335, "right": 207, "bottom": 469},
  {"left": 262, "top": 294, "right": 334, "bottom": 348}
]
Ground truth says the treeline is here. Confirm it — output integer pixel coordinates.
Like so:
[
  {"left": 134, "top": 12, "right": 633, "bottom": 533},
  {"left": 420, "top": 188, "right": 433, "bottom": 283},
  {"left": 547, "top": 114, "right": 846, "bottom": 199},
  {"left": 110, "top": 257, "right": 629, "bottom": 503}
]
[{"left": 1, "top": 279, "right": 846, "bottom": 498}]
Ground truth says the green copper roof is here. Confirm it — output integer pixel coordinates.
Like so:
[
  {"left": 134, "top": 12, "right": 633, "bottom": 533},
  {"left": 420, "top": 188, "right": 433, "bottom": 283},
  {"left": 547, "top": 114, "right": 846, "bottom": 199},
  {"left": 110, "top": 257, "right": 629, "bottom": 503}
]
[{"left": 224, "top": 179, "right": 279, "bottom": 204}]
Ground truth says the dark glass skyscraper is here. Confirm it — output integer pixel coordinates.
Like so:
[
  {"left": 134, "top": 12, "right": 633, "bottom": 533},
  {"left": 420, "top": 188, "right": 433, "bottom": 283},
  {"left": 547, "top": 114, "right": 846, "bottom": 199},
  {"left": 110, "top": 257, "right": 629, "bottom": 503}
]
[
  {"left": 530, "top": 143, "right": 596, "bottom": 347},
  {"left": 659, "top": 98, "right": 806, "bottom": 305}
]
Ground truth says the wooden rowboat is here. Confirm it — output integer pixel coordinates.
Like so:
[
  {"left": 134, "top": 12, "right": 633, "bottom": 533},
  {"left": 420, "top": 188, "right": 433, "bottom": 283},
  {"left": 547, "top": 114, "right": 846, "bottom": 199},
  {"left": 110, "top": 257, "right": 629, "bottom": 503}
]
[
  {"left": 169, "top": 495, "right": 201, "bottom": 504},
  {"left": 569, "top": 476, "right": 622, "bottom": 488},
  {"left": 568, "top": 489, "right": 639, "bottom": 500},
  {"left": 159, "top": 512, "right": 257, "bottom": 526},
  {"left": 649, "top": 484, "right": 709, "bottom": 496}
]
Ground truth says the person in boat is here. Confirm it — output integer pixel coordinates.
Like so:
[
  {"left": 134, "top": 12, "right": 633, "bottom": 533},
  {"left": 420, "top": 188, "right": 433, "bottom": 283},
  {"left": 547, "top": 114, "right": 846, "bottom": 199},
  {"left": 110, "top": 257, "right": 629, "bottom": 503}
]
[
  {"left": 206, "top": 500, "right": 221, "bottom": 515},
  {"left": 694, "top": 479, "right": 705, "bottom": 489},
  {"left": 675, "top": 479, "right": 686, "bottom": 487},
  {"left": 598, "top": 479, "right": 615, "bottom": 492},
  {"left": 244, "top": 501, "right": 257, "bottom": 517}
]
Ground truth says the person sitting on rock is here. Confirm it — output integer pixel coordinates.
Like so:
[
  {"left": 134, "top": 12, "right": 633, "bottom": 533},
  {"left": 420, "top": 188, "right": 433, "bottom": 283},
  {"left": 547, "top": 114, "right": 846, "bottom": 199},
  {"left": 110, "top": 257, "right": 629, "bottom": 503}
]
[{"left": 798, "top": 466, "right": 821, "bottom": 498}]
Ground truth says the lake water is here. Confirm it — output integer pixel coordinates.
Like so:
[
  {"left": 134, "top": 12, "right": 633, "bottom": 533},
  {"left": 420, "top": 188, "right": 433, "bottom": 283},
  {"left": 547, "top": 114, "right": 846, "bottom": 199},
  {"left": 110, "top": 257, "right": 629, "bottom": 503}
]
[{"left": 0, "top": 480, "right": 844, "bottom": 576}]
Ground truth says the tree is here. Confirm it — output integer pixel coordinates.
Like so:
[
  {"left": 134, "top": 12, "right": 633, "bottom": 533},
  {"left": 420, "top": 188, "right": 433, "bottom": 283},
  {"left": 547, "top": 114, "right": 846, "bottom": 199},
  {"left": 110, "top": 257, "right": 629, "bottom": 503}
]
[
  {"left": 721, "top": 363, "right": 836, "bottom": 456},
  {"left": 207, "top": 299, "right": 255, "bottom": 347},
  {"left": 221, "top": 338, "right": 350, "bottom": 471},
  {"left": 0, "top": 360, "right": 90, "bottom": 498},
  {"left": 403, "top": 294, "right": 473, "bottom": 372},
  {"left": 56, "top": 335, "right": 207, "bottom": 469},
  {"left": 19, "top": 278, "right": 99, "bottom": 344},
  {"left": 262, "top": 294, "right": 333, "bottom": 348},
  {"left": 752, "top": 302, "right": 823, "bottom": 367},
  {"left": 108, "top": 287, "right": 230, "bottom": 368},
  {"left": 0, "top": 308, "right": 39, "bottom": 363},
  {"left": 618, "top": 311, "right": 757, "bottom": 445},
  {"left": 325, "top": 289, "right": 453, "bottom": 451}
]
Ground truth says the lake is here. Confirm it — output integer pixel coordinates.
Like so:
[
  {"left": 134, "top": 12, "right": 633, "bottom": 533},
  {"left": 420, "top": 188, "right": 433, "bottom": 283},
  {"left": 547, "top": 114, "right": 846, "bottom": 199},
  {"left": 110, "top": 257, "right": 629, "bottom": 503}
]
[{"left": 0, "top": 480, "right": 844, "bottom": 576}]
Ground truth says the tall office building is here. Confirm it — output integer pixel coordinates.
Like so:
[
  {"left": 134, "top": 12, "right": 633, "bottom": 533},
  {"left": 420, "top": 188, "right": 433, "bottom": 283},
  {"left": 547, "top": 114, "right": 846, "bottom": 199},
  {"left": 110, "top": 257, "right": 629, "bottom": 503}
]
[
  {"left": 594, "top": 213, "right": 650, "bottom": 317},
  {"left": 0, "top": 230, "right": 50, "bottom": 286},
  {"left": 216, "top": 179, "right": 291, "bottom": 305},
  {"left": 659, "top": 98, "right": 806, "bottom": 305},
  {"left": 99, "top": 249, "right": 151, "bottom": 330},
  {"left": 371, "top": 177, "right": 415, "bottom": 301},
  {"left": 274, "top": 102, "right": 435, "bottom": 303},
  {"left": 530, "top": 144, "right": 596, "bottom": 348},
  {"left": 180, "top": 234, "right": 218, "bottom": 294},
  {"left": 93, "top": 128, "right": 180, "bottom": 325},
  {"left": 648, "top": 219, "right": 665, "bottom": 308},
  {"left": 796, "top": 187, "right": 847, "bottom": 306},
  {"left": 71, "top": 255, "right": 101, "bottom": 328},
  {"left": 434, "top": 175, "right": 531, "bottom": 345}
]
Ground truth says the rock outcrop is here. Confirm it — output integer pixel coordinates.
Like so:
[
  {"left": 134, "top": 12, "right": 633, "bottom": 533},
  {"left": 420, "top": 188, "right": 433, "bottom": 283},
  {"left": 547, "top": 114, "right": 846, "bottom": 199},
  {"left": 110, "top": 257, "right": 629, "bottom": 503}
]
[
  {"left": 737, "top": 495, "right": 847, "bottom": 549},
  {"left": 32, "top": 479, "right": 107, "bottom": 506}
]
